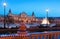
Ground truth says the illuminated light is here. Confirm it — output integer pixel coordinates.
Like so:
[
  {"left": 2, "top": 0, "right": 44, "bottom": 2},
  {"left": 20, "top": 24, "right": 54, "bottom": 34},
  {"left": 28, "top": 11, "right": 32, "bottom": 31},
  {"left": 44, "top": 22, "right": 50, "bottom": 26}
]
[
  {"left": 36, "top": 19, "right": 38, "bottom": 21},
  {"left": 44, "top": 31, "right": 48, "bottom": 33},
  {"left": 41, "top": 18, "right": 50, "bottom": 24},
  {"left": 33, "top": 19, "right": 35, "bottom": 21},
  {"left": 28, "top": 20, "right": 31, "bottom": 22},
  {"left": 19, "top": 19, "right": 21, "bottom": 21},
  {"left": 46, "top": 8, "right": 49, "bottom": 12},
  {"left": 3, "top": 2, "right": 6, "bottom": 6}
]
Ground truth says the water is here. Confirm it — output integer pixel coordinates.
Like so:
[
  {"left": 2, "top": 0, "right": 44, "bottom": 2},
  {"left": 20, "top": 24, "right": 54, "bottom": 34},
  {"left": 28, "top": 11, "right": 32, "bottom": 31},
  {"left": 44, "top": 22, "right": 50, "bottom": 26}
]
[
  {"left": 0, "top": 22, "right": 40, "bottom": 28},
  {"left": 0, "top": 22, "right": 56, "bottom": 28},
  {"left": 0, "top": 23, "right": 60, "bottom": 39}
]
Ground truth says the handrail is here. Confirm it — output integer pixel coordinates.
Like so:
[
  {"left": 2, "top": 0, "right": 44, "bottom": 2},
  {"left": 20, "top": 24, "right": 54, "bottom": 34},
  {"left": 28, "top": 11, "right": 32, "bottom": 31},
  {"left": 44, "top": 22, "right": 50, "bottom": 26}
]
[{"left": 0, "top": 32, "right": 60, "bottom": 39}]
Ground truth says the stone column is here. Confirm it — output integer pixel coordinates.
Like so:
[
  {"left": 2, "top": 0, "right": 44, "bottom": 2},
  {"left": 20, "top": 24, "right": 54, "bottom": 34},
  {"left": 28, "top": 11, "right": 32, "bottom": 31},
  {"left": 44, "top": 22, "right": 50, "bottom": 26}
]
[
  {"left": 32, "top": 36, "right": 34, "bottom": 39},
  {"left": 48, "top": 35, "right": 49, "bottom": 39},
  {"left": 40, "top": 35, "right": 42, "bottom": 39},
  {"left": 49, "top": 34, "right": 52, "bottom": 39},
  {"left": 36, "top": 36, "right": 38, "bottom": 39},
  {"left": 54, "top": 34, "right": 58, "bottom": 39},
  {"left": 44, "top": 34, "right": 47, "bottom": 39}
]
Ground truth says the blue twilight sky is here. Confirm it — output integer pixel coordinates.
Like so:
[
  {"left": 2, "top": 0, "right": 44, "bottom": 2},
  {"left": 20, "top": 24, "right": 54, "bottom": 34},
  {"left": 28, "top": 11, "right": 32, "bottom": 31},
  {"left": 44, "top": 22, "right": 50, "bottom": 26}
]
[{"left": 0, "top": 0, "right": 60, "bottom": 17}]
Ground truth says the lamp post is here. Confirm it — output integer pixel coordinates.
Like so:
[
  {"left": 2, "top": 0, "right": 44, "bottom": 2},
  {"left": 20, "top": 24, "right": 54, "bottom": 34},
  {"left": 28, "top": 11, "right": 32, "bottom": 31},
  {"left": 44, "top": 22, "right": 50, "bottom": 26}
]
[
  {"left": 3, "top": 2, "right": 6, "bottom": 28},
  {"left": 46, "top": 8, "right": 49, "bottom": 26}
]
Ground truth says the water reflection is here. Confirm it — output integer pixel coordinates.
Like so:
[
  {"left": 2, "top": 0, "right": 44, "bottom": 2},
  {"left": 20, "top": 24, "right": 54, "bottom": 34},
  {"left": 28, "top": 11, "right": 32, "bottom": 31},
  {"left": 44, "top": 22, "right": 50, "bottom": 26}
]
[{"left": 0, "top": 22, "right": 40, "bottom": 28}]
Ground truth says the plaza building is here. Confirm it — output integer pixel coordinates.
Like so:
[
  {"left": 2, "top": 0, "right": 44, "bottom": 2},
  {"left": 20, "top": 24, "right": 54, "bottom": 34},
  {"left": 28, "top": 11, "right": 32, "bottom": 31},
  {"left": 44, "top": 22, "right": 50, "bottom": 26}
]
[
  {"left": 7, "top": 9, "right": 39, "bottom": 24},
  {"left": 0, "top": 9, "right": 60, "bottom": 25}
]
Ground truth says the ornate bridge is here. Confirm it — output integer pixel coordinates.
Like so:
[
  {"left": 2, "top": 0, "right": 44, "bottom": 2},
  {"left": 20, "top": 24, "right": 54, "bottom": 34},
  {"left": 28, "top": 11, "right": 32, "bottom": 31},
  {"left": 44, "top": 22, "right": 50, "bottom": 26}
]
[
  {"left": 0, "top": 31, "right": 60, "bottom": 39},
  {"left": 30, "top": 31, "right": 60, "bottom": 39}
]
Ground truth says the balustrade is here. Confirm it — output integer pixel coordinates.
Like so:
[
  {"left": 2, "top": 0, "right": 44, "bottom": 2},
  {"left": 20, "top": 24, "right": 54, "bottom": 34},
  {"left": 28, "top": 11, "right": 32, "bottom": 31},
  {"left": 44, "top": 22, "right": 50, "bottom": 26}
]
[{"left": 0, "top": 32, "right": 60, "bottom": 39}]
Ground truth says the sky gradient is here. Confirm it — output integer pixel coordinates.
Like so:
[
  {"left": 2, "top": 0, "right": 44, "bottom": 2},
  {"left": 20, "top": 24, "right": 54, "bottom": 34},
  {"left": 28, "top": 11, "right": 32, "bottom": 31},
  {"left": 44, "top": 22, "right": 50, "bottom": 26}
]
[{"left": 0, "top": 0, "right": 60, "bottom": 17}]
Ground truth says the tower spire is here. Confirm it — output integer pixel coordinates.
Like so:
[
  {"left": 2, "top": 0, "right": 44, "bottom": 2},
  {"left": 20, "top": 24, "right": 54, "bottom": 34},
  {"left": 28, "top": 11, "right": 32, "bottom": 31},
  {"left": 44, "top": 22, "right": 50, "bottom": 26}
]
[
  {"left": 9, "top": 9, "right": 12, "bottom": 13},
  {"left": 32, "top": 11, "right": 34, "bottom": 16},
  {"left": 8, "top": 9, "right": 12, "bottom": 16}
]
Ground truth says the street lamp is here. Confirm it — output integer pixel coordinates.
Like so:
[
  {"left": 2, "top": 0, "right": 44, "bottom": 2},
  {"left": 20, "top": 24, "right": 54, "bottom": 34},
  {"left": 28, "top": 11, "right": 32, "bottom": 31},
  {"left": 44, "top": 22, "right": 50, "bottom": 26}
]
[
  {"left": 3, "top": 2, "right": 6, "bottom": 28},
  {"left": 46, "top": 8, "right": 49, "bottom": 26},
  {"left": 3, "top": 2, "right": 6, "bottom": 6},
  {"left": 46, "top": 8, "right": 49, "bottom": 18}
]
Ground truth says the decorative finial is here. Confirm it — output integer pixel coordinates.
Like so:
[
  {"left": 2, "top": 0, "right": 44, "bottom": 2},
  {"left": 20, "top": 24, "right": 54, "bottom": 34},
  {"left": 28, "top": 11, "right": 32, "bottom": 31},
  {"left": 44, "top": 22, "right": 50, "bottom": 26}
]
[
  {"left": 32, "top": 11, "right": 34, "bottom": 16},
  {"left": 9, "top": 9, "right": 11, "bottom": 13}
]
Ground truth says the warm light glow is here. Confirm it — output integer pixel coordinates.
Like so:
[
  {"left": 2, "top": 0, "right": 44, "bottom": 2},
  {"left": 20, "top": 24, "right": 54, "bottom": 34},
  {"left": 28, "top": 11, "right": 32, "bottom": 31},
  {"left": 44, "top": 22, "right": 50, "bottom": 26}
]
[
  {"left": 3, "top": 2, "right": 6, "bottom": 6},
  {"left": 36, "top": 19, "right": 38, "bottom": 21},
  {"left": 41, "top": 18, "right": 50, "bottom": 24}
]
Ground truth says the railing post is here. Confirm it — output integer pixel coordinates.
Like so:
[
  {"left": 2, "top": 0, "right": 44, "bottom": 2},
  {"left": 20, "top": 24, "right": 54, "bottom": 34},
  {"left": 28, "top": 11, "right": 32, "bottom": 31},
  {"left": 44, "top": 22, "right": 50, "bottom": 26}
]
[
  {"left": 44, "top": 34, "right": 47, "bottom": 39},
  {"left": 48, "top": 35, "right": 49, "bottom": 39},
  {"left": 23, "top": 36, "right": 29, "bottom": 39},
  {"left": 36, "top": 35, "right": 38, "bottom": 39},
  {"left": 54, "top": 34, "right": 58, "bottom": 39},
  {"left": 40, "top": 35, "right": 42, "bottom": 39},
  {"left": 49, "top": 34, "right": 52, "bottom": 39},
  {"left": 32, "top": 36, "right": 34, "bottom": 39}
]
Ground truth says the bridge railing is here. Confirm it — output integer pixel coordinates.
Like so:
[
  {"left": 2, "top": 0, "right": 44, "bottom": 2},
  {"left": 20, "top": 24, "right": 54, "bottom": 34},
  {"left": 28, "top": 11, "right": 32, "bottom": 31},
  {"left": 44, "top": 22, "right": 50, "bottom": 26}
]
[
  {"left": 0, "top": 32, "right": 60, "bottom": 39},
  {"left": 30, "top": 32, "right": 60, "bottom": 39},
  {"left": 0, "top": 36, "right": 29, "bottom": 39}
]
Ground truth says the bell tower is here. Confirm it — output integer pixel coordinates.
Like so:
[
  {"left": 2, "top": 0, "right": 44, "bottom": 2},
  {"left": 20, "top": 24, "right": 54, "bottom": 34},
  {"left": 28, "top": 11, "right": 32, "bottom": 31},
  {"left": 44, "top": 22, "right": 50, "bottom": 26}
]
[
  {"left": 8, "top": 9, "right": 12, "bottom": 16},
  {"left": 32, "top": 11, "right": 34, "bottom": 17},
  {"left": 9, "top": 9, "right": 11, "bottom": 13}
]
